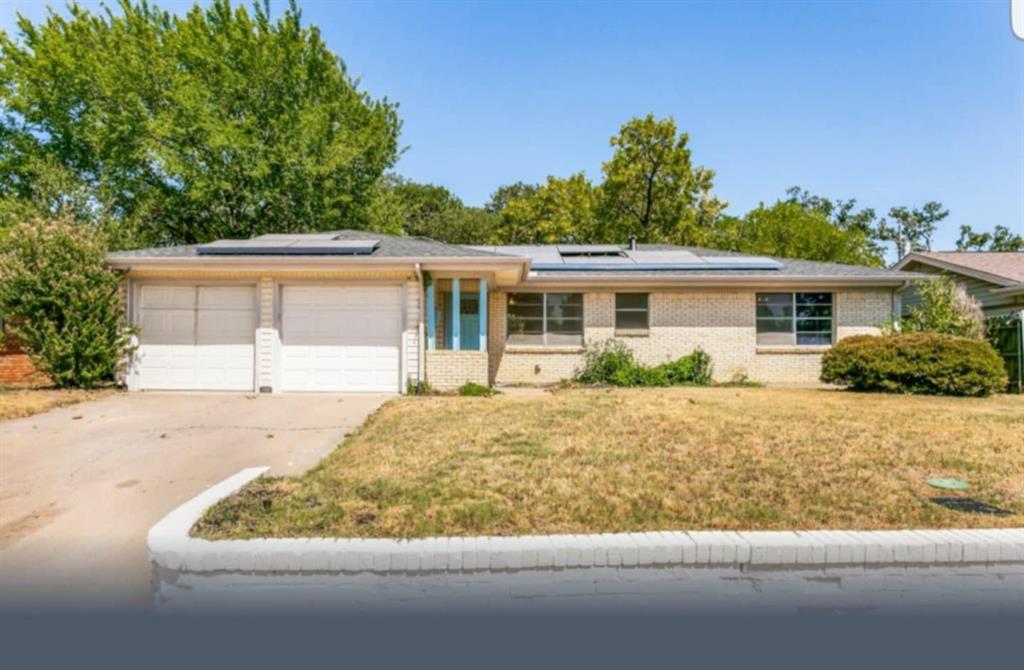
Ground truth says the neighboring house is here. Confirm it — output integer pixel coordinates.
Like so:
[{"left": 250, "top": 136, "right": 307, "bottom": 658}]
[
  {"left": 106, "top": 231, "right": 919, "bottom": 393},
  {"left": 894, "top": 251, "right": 1024, "bottom": 393},
  {"left": 0, "top": 318, "right": 41, "bottom": 386}
]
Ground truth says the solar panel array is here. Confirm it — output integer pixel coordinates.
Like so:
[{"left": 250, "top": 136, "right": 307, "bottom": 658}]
[
  {"left": 470, "top": 246, "right": 784, "bottom": 271},
  {"left": 197, "top": 236, "right": 380, "bottom": 256}
]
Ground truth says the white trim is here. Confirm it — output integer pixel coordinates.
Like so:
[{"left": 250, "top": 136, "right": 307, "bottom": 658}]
[{"left": 150, "top": 469, "right": 1024, "bottom": 574}]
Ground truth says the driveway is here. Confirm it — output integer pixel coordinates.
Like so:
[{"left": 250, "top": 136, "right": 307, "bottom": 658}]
[{"left": 0, "top": 392, "right": 389, "bottom": 611}]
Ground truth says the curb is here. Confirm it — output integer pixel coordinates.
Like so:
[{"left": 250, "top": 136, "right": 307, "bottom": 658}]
[{"left": 149, "top": 468, "right": 1024, "bottom": 574}]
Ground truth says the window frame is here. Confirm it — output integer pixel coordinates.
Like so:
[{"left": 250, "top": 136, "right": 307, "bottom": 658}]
[
  {"left": 506, "top": 292, "right": 584, "bottom": 346},
  {"left": 615, "top": 293, "right": 650, "bottom": 330},
  {"left": 755, "top": 292, "right": 834, "bottom": 346}
]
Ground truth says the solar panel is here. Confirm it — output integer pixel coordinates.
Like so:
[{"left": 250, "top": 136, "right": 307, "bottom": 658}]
[
  {"left": 196, "top": 238, "right": 380, "bottom": 256},
  {"left": 557, "top": 245, "right": 624, "bottom": 257}
]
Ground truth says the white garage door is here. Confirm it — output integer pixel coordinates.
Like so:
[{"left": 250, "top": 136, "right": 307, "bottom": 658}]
[
  {"left": 136, "top": 285, "right": 257, "bottom": 391},
  {"left": 281, "top": 285, "right": 402, "bottom": 393}
]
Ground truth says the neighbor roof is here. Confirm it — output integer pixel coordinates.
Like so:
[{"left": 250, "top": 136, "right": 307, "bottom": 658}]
[{"left": 893, "top": 251, "right": 1024, "bottom": 285}]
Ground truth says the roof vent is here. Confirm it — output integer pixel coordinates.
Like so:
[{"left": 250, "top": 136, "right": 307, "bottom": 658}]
[{"left": 628, "top": 235, "right": 638, "bottom": 251}]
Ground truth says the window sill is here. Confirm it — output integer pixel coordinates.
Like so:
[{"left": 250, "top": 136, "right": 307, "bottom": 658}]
[
  {"left": 504, "top": 345, "right": 585, "bottom": 354},
  {"left": 615, "top": 329, "right": 650, "bottom": 338},
  {"left": 756, "top": 345, "right": 831, "bottom": 355}
]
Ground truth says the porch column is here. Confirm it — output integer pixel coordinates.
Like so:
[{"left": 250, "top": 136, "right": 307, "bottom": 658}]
[
  {"left": 451, "top": 278, "right": 461, "bottom": 351},
  {"left": 426, "top": 277, "right": 436, "bottom": 351},
  {"left": 479, "top": 278, "right": 488, "bottom": 352}
]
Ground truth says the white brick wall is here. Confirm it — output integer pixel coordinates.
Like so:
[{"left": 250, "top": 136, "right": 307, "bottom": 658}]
[
  {"left": 149, "top": 469, "right": 1024, "bottom": 614},
  {"left": 489, "top": 288, "right": 893, "bottom": 385},
  {"left": 425, "top": 350, "right": 489, "bottom": 390}
]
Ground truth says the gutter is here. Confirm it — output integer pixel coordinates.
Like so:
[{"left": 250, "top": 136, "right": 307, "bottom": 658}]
[{"left": 519, "top": 274, "right": 921, "bottom": 289}]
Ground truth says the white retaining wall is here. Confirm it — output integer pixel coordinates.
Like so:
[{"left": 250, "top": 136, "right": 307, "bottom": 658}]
[{"left": 150, "top": 469, "right": 1024, "bottom": 613}]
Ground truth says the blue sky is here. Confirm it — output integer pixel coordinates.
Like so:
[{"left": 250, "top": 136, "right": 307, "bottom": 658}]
[{"left": 3, "top": 0, "right": 1022, "bottom": 255}]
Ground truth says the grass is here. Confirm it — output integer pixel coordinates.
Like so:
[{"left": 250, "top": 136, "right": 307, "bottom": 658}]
[
  {"left": 0, "top": 386, "right": 112, "bottom": 420},
  {"left": 194, "top": 387, "right": 1024, "bottom": 540}
]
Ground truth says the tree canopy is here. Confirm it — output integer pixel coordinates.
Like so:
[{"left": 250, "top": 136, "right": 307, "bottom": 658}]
[
  {"left": 956, "top": 224, "right": 1024, "bottom": 252},
  {"left": 0, "top": 0, "right": 400, "bottom": 248}
]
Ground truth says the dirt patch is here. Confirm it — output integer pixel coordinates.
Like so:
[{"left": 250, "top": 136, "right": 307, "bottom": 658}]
[{"left": 0, "top": 503, "right": 64, "bottom": 548}]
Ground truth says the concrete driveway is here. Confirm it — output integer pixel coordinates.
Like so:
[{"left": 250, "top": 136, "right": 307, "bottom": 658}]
[{"left": 0, "top": 392, "right": 389, "bottom": 611}]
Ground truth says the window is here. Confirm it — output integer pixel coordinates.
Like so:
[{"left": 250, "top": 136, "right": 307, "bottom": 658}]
[
  {"left": 507, "top": 293, "right": 583, "bottom": 346},
  {"left": 615, "top": 293, "right": 649, "bottom": 330},
  {"left": 756, "top": 292, "right": 833, "bottom": 346}
]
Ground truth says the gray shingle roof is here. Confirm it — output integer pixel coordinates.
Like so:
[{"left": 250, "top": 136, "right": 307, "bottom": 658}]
[
  {"left": 108, "top": 234, "right": 922, "bottom": 280},
  {"left": 108, "top": 230, "right": 507, "bottom": 260},
  {"left": 479, "top": 244, "right": 917, "bottom": 279}
]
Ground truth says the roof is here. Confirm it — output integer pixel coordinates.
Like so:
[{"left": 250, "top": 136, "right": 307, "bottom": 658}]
[
  {"left": 893, "top": 251, "right": 1024, "bottom": 286},
  {"left": 108, "top": 234, "right": 920, "bottom": 284},
  {"left": 474, "top": 244, "right": 916, "bottom": 280},
  {"left": 108, "top": 230, "right": 507, "bottom": 260}
]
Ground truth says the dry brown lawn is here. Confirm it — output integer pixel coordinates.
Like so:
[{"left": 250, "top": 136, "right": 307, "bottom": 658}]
[
  {"left": 195, "top": 387, "right": 1024, "bottom": 539},
  {"left": 0, "top": 387, "right": 112, "bottom": 421}
]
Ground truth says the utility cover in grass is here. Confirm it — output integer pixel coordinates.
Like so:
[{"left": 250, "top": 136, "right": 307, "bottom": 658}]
[{"left": 927, "top": 478, "right": 969, "bottom": 491}]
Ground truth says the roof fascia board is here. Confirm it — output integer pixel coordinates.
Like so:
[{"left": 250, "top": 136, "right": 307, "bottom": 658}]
[{"left": 107, "top": 255, "right": 530, "bottom": 272}]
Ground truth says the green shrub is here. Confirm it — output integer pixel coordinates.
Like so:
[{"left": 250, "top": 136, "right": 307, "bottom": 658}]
[
  {"left": 0, "top": 216, "right": 134, "bottom": 388},
  {"left": 457, "top": 381, "right": 499, "bottom": 397},
  {"left": 820, "top": 333, "right": 1007, "bottom": 397},
  {"left": 899, "top": 277, "right": 985, "bottom": 340},
  {"left": 576, "top": 339, "right": 713, "bottom": 387}
]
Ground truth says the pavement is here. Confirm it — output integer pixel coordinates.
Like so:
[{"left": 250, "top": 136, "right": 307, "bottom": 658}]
[{"left": 0, "top": 391, "right": 389, "bottom": 611}]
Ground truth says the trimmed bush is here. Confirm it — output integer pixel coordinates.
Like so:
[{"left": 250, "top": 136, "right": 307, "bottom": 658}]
[
  {"left": 0, "top": 216, "right": 134, "bottom": 388},
  {"left": 820, "top": 333, "right": 1007, "bottom": 397},
  {"left": 576, "top": 339, "right": 712, "bottom": 387}
]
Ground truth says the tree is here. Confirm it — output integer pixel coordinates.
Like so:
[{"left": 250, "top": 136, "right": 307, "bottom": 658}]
[
  {"left": 597, "top": 114, "right": 726, "bottom": 244},
  {"left": 0, "top": 215, "right": 134, "bottom": 388},
  {"left": 493, "top": 174, "right": 598, "bottom": 244},
  {"left": 900, "top": 276, "right": 985, "bottom": 340},
  {"left": 876, "top": 202, "right": 949, "bottom": 259},
  {"left": 956, "top": 224, "right": 1024, "bottom": 252},
  {"left": 706, "top": 201, "right": 885, "bottom": 267},
  {"left": 0, "top": 0, "right": 400, "bottom": 247},
  {"left": 367, "top": 175, "right": 499, "bottom": 244}
]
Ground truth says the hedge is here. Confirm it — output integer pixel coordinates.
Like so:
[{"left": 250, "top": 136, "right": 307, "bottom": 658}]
[
  {"left": 820, "top": 333, "right": 1007, "bottom": 397},
  {"left": 575, "top": 339, "right": 712, "bottom": 387}
]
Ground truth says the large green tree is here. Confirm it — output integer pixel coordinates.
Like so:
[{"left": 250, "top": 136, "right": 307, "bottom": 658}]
[
  {"left": 0, "top": 0, "right": 400, "bottom": 247},
  {"left": 956, "top": 224, "right": 1024, "bottom": 252},
  {"left": 492, "top": 173, "right": 598, "bottom": 244},
  {"left": 367, "top": 174, "right": 499, "bottom": 244},
  {"left": 706, "top": 200, "right": 885, "bottom": 266},
  {"left": 597, "top": 114, "right": 726, "bottom": 244},
  {"left": 876, "top": 202, "right": 949, "bottom": 259}
]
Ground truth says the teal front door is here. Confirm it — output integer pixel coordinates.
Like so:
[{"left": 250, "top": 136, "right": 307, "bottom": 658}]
[{"left": 445, "top": 293, "right": 480, "bottom": 350}]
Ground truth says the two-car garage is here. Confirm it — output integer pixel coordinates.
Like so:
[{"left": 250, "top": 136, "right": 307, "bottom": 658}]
[{"left": 132, "top": 283, "right": 404, "bottom": 393}]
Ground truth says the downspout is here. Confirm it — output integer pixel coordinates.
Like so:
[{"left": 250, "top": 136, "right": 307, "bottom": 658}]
[{"left": 414, "top": 263, "right": 425, "bottom": 390}]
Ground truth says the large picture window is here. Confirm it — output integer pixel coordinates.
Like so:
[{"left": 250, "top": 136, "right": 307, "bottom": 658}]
[
  {"left": 507, "top": 293, "right": 583, "bottom": 346},
  {"left": 756, "top": 292, "right": 833, "bottom": 346},
  {"left": 615, "top": 293, "right": 649, "bottom": 330}
]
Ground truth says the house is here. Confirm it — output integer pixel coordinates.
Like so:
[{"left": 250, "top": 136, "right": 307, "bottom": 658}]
[
  {"left": 893, "top": 251, "right": 1024, "bottom": 318},
  {"left": 894, "top": 250, "right": 1024, "bottom": 393},
  {"left": 0, "top": 319, "right": 41, "bottom": 385},
  {"left": 106, "top": 231, "right": 919, "bottom": 393}
]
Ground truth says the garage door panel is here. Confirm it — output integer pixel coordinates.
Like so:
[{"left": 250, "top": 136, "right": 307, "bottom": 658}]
[
  {"left": 140, "top": 285, "right": 196, "bottom": 310},
  {"left": 196, "top": 310, "right": 256, "bottom": 344},
  {"left": 281, "top": 285, "right": 401, "bottom": 393},
  {"left": 139, "top": 310, "right": 195, "bottom": 345},
  {"left": 135, "top": 284, "right": 256, "bottom": 391}
]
